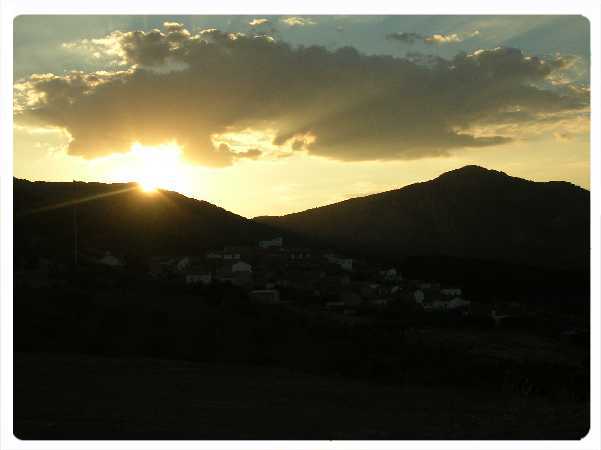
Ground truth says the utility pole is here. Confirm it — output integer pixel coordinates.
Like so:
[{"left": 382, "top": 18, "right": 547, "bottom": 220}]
[{"left": 73, "top": 181, "right": 78, "bottom": 266}]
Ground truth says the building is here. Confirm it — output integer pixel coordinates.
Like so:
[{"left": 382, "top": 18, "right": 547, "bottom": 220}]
[
  {"left": 370, "top": 298, "right": 390, "bottom": 307},
  {"left": 185, "top": 272, "right": 212, "bottom": 285},
  {"left": 178, "top": 257, "right": 213, "bottom": 285},
  {"left": 249, "top": 289, "right": 280, "bottom": 303},
  {"left": 206, "top": 250, "right": 241, "bottom": 260},
  {"left": 325, "top": 301, "right": 345, "bottom": 310},
  {"left": 339, "top": 259, "right": 353, "bottom": 271},
  {"left": 258, "top": 237, "right": 283, "bottom": 249},
  {"left": 379, "top": 268, "right": 400, "bottom": 281},
  {"left": 97, "top": 251, "right": 124, "bottom": 268},
  {"left": 288, "top": 248, "right": 313, "bottom": 260},
  {"left": 175, "top": 257, "right": 191, "bottom": 272},
  {"left": 418, "top": 297, "right": 470, "bottom": 313},
  {"left": 491, "top": 310, "right": 510, "bottom": 326},
  {"left": 441, "top": 288, "right": 462, "bottom": 297},
  {"left": 413, "top": 289, "right": 425, "bottom": 303},
  {"left": 224, "top": 245, "right": 255, "bottom": 262},
  {"left": 325, "top": 254, "right": 353, "bottom": 271},
  {"left": 215, "top": 261, "right": 253, "bottom": 286},
  {"left": 446, "top": 297, "right": 470, "bottom": 311},
  {"left": 232, "top": 261, "right": 252, "bottom": 273}
]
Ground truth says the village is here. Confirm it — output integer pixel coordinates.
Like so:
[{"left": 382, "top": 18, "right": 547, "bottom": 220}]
[{"left": 38, "top": 235, "right": 527, "bottom": 326}]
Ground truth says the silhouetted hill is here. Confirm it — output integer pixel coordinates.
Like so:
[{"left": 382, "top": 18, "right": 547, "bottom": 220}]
[
  {"left": 255, "top": 166, "right": 589, "bottom": 272},
  {"left": 13, "top": 178, "right": 280, "bottom": 264}
]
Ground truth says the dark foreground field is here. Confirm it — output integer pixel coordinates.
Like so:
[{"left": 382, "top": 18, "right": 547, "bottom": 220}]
[{"left": 14, "top": 352, "right": 588, "bottom": 440}]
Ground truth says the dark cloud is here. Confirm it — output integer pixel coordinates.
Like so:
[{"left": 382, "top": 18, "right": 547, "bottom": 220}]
[{"left": 14, "top": 23, "right": 588, "bottom": 167}]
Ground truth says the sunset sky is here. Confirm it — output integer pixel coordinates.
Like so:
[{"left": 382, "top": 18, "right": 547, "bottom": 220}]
[{"left": 13, "top": 15, "right": 590, "bottom": 218}]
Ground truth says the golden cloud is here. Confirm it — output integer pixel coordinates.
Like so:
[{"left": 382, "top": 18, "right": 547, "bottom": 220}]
[{"left": 15, "top": 24, "right": 589, "bottom": 167}]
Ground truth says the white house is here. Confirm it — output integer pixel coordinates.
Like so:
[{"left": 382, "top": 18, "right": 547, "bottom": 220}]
[
  {"left": 431, "top": 300, "right": 449, "bottom": 311},
  {"left": 176, "top": 257, "right": 190, "bottom": 272},
  {"left": 259, "top": 237, "right": 283, "bottom": 249},
  {"left": 249, "top": 289, "right": 280, "bottom": 303},
  {"left": 441, "top": 288, "right": 463, "bottom": 297},
  {"left": 491, "top": 310, "right": 510, "bottom": 326},
  {"left": 413, "top": 289, "right": 425, "bottom": 303},
  {"left": 232, "top": 261, "right": 252, "bottom": 273},
  {"left": 325, "top": 301, "right": 345, "bottom": 310},
  {"left": 447, "top": 297, "right": 470, "bottom": 310},
  {"left": 420, "top": 297, "right": 470, "bottom": 313},
  {"left": 205, "top": 251, "right": 240, "bottom": 260},
  {"left": 339, "top": 259, "right": 353, "bottom": 271},
  {"left": 380, "top": 268, "right": 400, "bottom": 281},
  {"left": 98, "top": 251, "right": 124, "bottom": 267},
  {"left": 185, "top": 272, "right": 212, "bottom": 285},
  {"left": 370, "top": 298, "right": 390, "bottom": 307},
  {"left": 325, "top": 254, "right": 353, "bottom": 271}
]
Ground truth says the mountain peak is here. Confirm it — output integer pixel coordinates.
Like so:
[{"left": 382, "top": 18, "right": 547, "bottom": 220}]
[
  {"left": 256, "top": 166, "right": 589, "bottom": 271},
  {"left": 436, "top": 165, "right": 507, "bottom": 179}
]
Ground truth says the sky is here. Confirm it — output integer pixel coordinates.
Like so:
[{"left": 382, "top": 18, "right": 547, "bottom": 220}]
[{"left": 13, "top": 15, "right": 590, "bottom": 218}]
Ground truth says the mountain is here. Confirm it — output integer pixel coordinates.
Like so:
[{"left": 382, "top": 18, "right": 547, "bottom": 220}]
[
  {"left": 255, "top": 166, "right": 590, "bottom": 272},
  {"left": 13, "top": 178, "right": 280, "bottom": 265}
]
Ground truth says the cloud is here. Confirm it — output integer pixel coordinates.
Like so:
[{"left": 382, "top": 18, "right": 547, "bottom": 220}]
[
  {"left": 281, "top": 17, "right": 316, "bottom": 27},
  {"left": 423, "top": 33, "right": 462, "bottom": 44},
  {"left": 385, "top": 32, "right": 423, "bottom": 44},
  {"left": 163, "top": 22, "right": 186, "bottom": 33},
  {"left": 236, "top": 148, "right": 262, "bottom": 159},
  {"left": 217, "top": 143, "right": 262, "bottom": 160},
  {"left": 15, "top": 23, "right": 588, "bottom": 167},
  {"left": 387, "top": 30, "right": 480, "bottom": 45},
  {"left": 553, "top": 131, "right": 572, "bottom": 141},
  {"left": 249, "top": 18, "right": 271, "bottom": 27}
]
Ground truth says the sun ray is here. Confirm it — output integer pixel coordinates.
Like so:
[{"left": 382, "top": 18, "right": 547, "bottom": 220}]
[{"left": 16, "top": 185, "right": 137, "bottom": 217}]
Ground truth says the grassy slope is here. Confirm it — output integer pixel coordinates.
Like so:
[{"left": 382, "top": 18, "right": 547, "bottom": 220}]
[{"left": 14, "top": 353, "right": 588, "bottom": 440}]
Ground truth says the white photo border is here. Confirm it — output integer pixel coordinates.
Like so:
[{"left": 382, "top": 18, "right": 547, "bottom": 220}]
[{"left": 1, "top": 1, "right": 599, "bottom": 449}]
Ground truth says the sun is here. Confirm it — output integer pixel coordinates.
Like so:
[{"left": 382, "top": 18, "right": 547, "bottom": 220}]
[
  {"left": 122, "top": 143, "right": 189, "bottom": 194},
  {"left": 139, "top": 180, "right": 159, "bottom": 193}
]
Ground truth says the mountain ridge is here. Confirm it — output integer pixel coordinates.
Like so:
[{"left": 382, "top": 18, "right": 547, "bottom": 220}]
[
  {"left": 13, "top": 177, "right": 283, "bottom": 264},
  {"left": 254, "top": 165, "right": 589, "bottom": 272},
  {"left": 254, "top": 165, "right": 588, "bottom": 220},
  {"left": 13, "top": 166, "right": 590, "bottom": 272}
]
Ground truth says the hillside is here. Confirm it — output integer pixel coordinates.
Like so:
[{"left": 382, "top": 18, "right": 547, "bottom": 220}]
[
  {"left": 255, "top": 166, "right": 590, "bottom": 272},
  {"left": 13, "top": 178, "right": 280, "bottom": 264}
]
